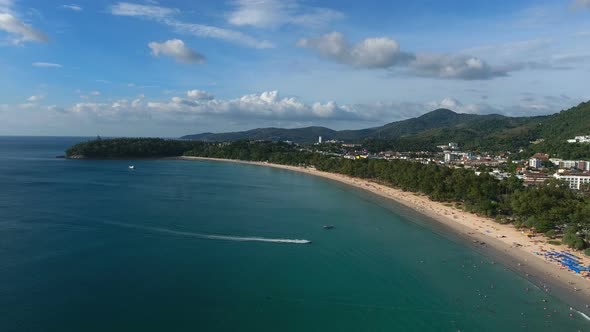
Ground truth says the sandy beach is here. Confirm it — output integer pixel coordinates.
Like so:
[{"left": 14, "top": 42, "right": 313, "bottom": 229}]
[{"left": 180, "top": 156, "right": 590, "bottom": 314}]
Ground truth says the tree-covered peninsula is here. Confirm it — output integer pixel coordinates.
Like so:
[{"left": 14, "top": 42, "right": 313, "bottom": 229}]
[{"left": 66, "top": 138, "right": 590, "bottom": 250}]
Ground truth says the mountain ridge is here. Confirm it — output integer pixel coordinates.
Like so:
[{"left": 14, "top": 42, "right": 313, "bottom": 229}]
[
  {"left": 182, "top": 108, "right": 540, "bottom": 144},
  {"left": 181, "top": 102, "right": 590, "bottom": 152}
]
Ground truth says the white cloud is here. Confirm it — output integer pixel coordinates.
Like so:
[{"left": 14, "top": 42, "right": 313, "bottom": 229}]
[
  {"left": 0, "top": 13, "right": 47, "bottom": 44},
  {"left": 32, "top": 62, "right": 62, "bottom": 68},
  {"left": 148, "top": 39, "right": 205, "bottom": 64},
  {"left": 110, "top": 2, "right": 273, "bottom": 49},
  {"left": 96, "top": 79, "right": 111, "bottom": 84},
  {"left": 163, "top": 20, "right": 274, "bottom": 49},
  {"left": 90, "top": 91, "right": 101, "bottom": 96},
  {"left": 67, "top": 97, "right": 149, "bottom": 120},
  {"left": 27, "top": 94, "right": 44, "bottom": 102},
  {"left": 147, "top": 90, "right": 360, "bottom": 121},
  {"left": 34, "top": 90, "right": 496, "bottom": 124},
  {"left": 187, "top": 89, "right": 214, "bottom": 100},
  {"left": 34, "top": 89, "right": 581, "bottom": 129},
  {"left": 227, "top": 0, "right": 343, "bottom": 28},
  {"left": 410, "top": 54, "right": 508, "bottom": 80},
  {"left": 298, "top": 32, "right": 513, "bottom": 80},
  {"left": 297, "top": 32, "right": 412, "bottom": 69},
  {"left": 61, "top": 4, "right": 82, "bottom": 11},
  {"left": 110, "top": 2, "right": 179, "bottom": 19}
]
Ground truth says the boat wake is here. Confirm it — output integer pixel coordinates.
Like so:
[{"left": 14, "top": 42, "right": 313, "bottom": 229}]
[
  {"left": 102, "top": 221, "right": 311, "bottom": 244},
  {"left": 577, "top": 310, "right": 590, "bottom": 321}
]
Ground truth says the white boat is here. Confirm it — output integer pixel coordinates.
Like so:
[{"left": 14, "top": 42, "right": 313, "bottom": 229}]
[{"left": 128, "top": 165, "right": 135, "bottom": 170}]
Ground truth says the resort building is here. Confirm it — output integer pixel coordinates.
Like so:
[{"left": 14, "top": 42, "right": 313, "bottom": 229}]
[{"left": 553, "top": 172, "right": 590, "bottom": 190}]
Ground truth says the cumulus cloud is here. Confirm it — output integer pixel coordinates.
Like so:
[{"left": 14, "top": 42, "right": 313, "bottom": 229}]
[
  {"left": 147, "top": 90, "right": 361, "bottom": 121},
  {"left": 37, "top": 89, "right": 581, "bottom": 128},
  {"left": 32, "top": 62, "right": 62, "bottom": 68},
  {"left": 65, "top": 95, "right": 149, "bottom": 121},
  {"left": 110, "top": 2, "right": 273, "bottom": 49},
  {"left": 39, "top": 90, "right": 519, "bottom": 124},
  {"left": 297, "top": 32, "right": 413, "bottom": 69},
  {"left": 187, "top": 89, "right": 214, "bottom": 100},
  {"left": 0, "top": 13, "right": 48, "bottom": 44},
  {"left": 61, "top": 4, "right": 82, "bottom": 11},
  {"left": 227, "top": 0, "right": 343, "bottom": 28},
  {"left": 148, "top": 39, "right": 205, "bottom": 64},
  {"left": 298, "top": 32, "right": 518, "bottom": 80}
]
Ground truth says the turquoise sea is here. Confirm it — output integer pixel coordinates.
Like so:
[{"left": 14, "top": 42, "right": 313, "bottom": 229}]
[{"left": 0, "top": 136, "right": 588, "bottom": 331}]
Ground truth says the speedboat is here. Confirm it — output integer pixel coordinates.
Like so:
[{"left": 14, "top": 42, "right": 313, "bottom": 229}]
[
  {"left": 323, "top": 225, "right": 334, "bottom": 229},
  {"left": 128, "top": 165, "right": 135, "bottom": 170}
]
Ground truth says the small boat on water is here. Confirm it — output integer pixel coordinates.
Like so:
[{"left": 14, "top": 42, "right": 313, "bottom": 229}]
[
  {"left": 128, "top": 165, "right": 135, "bottom": 170},
  {"left": 323, "top": 225, "right": 334, "bottom": 229}
]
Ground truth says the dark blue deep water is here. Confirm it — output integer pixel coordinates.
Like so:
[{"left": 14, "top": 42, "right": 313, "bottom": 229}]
[{"left": 0, "top": 136, "right": 588, "bottom": 331}]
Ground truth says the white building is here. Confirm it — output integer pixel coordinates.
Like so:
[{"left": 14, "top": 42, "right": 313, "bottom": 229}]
[
  {"left": 553, "top": 173, "right": 590, "bottom": 190},
  {"left": 444, "top": 151, "right": 456, "bottom": 163},
  {"left": 529, "top": 158, "right": 543, "bottom": 169},
  {"left": 318, "top": 136, "right": 322, "bottom": 144},
  {"left": 567, "top": 135, "right": 590, "bottom": 143}
]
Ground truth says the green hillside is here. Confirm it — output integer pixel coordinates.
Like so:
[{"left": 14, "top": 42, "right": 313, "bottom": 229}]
[{"left": 182, "top": 101, "right": 590, "bottom": 155}]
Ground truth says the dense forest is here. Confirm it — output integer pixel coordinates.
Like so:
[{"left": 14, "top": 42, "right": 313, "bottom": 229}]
[
  {"left": 65, "top": 138, "right": 196, "bottom": 158},
  {"left": 66, "top": 138, "right": 590, "bottom": 250}
]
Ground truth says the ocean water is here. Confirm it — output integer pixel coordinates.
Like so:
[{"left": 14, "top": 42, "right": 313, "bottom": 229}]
[{"left": 0, "top": 136, "right": 588, "bottom": 331}]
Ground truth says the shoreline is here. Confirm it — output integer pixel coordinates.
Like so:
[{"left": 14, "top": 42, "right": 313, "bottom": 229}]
[{"left": 179, "top": 156, "right": 590, "bottom": 315}]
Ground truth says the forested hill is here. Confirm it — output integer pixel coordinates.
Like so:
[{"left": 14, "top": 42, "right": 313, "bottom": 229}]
[
  {"left": 181, "top": 108, "right": 545, "bottom": 149},
  {"left": 536, "top": 101, "right": 590, "bottom": 140},
  {"left": 529, "top": 102, "right": 590, "bottom": 159}
]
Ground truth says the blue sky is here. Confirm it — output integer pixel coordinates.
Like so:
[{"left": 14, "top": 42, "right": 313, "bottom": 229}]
[{"left": 1, "top": 0, "right": 590, "bottom": 136}]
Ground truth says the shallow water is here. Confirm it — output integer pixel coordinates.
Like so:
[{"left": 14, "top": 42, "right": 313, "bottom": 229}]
[{"left": 0, "top": 136, "right": 587, "bottom": 331}]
